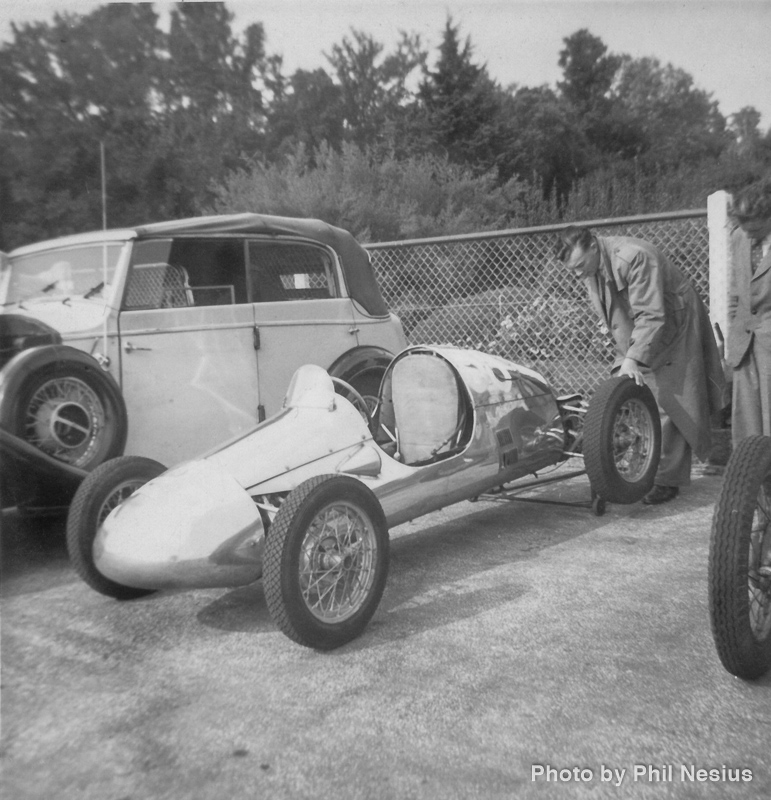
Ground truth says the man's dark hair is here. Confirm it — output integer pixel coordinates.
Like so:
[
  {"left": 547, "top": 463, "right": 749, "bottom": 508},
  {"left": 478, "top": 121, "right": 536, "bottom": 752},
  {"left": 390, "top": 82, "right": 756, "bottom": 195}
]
[
  {"left": 555, "top": 225, "right": 594, "bottom": 263},
  {"left": 731, "top": 177, "right": 771, "bottom": 222}
]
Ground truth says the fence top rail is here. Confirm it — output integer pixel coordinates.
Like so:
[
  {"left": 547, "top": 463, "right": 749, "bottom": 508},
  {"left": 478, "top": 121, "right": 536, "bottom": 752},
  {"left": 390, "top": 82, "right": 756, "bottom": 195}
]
[{"left": 364, "top": 208, "right": 707, "bottom": 251}]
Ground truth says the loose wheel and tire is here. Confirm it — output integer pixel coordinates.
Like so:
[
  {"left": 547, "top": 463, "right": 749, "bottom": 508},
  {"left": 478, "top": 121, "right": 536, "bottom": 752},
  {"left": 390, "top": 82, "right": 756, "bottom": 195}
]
[
  {"left": 66, "top": 456, "right": 166, "bottom": 600},
  {"left": 709, "top": 435, "right": 771, "bottom": 680},
  {"left": 263, "top": 475, "right": 389, "bottom": 650},
  {"left": 1, "top": 359, "right": 127, "bottom": 470},
  {"left": 583, "top": 377, "right": 661, "bottom": 504}
]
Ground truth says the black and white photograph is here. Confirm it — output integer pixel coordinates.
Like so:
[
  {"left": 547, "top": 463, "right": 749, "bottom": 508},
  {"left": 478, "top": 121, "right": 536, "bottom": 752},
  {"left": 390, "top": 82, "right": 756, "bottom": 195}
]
[{"left": 1, "top": 1, "right": 770, "bottom": 798}]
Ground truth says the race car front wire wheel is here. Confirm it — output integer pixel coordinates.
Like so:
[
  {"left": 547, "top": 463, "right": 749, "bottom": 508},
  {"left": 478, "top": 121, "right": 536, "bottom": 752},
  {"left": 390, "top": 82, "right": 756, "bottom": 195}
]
[{"left": 263, "top": 474, "right": 389, "bottom": 649}]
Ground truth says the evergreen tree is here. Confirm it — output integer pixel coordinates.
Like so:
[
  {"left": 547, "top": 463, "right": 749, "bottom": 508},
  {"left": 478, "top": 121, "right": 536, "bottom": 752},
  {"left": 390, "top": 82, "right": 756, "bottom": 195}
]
[{"left": 414, "top": 17, "right": 506, "bottom": 173}]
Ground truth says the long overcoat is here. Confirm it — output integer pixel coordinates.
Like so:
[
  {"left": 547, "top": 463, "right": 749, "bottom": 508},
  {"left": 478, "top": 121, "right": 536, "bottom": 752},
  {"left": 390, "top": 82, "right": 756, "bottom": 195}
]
[{"left": 585, "top": 236, "right": 725, "bottom": 461}]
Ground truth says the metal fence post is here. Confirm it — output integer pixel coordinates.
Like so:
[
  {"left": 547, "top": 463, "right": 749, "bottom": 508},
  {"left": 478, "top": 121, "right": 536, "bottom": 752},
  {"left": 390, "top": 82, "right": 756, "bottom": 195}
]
[{"left": 708, "top": 191, "right": 731, "bottom": 339}]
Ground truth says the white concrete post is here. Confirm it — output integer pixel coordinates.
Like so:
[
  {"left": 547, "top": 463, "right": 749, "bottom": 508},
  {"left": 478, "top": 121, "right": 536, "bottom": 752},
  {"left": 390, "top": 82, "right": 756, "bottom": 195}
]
[{"left": 708, "top": 190, "right": 732, "bottom": 341}]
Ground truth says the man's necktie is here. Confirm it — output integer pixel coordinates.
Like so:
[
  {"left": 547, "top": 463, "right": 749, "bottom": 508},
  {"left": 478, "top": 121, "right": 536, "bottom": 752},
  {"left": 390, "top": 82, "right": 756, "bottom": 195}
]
[{"left": 751, "top": 240, "right": 763, "bottom": 274}]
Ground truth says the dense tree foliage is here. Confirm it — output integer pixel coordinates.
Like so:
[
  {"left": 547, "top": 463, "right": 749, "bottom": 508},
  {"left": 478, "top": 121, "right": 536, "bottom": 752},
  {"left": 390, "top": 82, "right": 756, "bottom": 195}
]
[
  {"left": 211, "top": 141, "right": 521, "bottom": 242},
  {"left": 412, "top": 19, "right": 507, "bottom": 173},
  {"left": 1, "top": 3, "right": 769, "bottom": 251},
  {"left": 326, "top": 29, "right": 425, "bottom": 154},
  {"left": 0, "top": 2, "right": 267, "bottom": 247}
]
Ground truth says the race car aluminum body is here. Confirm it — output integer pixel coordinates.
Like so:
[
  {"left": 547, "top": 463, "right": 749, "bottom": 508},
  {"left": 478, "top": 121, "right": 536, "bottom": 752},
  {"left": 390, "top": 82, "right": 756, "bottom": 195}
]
[
  {"left": 69, "top": 343, "right": 660, "bottom": 649},
  {"left": 93, "top": 346, "right": 566, "bottom": 592}
]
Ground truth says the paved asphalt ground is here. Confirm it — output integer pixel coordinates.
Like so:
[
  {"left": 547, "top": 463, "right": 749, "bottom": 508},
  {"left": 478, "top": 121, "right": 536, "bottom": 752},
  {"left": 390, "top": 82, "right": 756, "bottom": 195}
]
[{"left": 1, "top": 469, "right": 770, "bottom": 800}]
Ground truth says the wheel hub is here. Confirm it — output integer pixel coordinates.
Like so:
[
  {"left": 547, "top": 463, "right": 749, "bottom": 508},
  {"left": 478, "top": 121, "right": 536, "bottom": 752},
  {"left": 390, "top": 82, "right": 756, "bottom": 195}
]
[
  {"left": 300, "top": 503, "right": 376, "bottom": 623},
  {"left": 25, "top": 377, "right": 104, "bottom": 465},
  {"left": 49, "top": 401, "right": 93, "bottom": 448},
  {"left": 613, "top": 399, "right": 654, "bottom": 483}
]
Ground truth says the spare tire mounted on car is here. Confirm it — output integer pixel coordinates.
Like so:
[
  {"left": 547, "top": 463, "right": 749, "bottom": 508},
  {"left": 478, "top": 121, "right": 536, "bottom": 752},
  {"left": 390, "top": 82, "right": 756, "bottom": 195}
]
[{"left": 0, "top": 346, "right": 128, "bottom": 471}]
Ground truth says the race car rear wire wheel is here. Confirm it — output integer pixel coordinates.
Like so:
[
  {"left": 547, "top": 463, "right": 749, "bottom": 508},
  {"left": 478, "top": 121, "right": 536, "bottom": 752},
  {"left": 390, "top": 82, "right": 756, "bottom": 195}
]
[
  {"left": 583, "top": 377, "right": 661, "bottom": 504},
  {"left": 67, "top": 456, "right": 166, "bottom": 600},
  {"left": 263, "top": 474, "right": 389, "bottom": 650},
  {"left": 709, "top": 435, "right": 771, "bottom": 680}
]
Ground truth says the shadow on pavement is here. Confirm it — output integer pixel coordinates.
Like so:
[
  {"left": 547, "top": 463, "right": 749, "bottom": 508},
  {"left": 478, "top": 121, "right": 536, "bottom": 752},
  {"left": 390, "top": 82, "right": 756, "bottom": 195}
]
[{"left": 1, "top": 508, "right": 73, "bottom": 596}]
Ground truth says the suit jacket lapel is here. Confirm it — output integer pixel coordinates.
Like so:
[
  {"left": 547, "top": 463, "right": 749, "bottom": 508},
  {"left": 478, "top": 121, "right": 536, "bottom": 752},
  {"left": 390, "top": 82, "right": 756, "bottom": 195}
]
[{"left": 752, "top": 248, "right": 771, "bottom": 281}]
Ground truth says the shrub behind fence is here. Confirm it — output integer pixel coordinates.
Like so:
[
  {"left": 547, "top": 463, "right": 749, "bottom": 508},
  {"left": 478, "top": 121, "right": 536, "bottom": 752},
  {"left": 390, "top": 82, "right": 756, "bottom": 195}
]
[{"left": 366, "top": 210, "right": 709, "bottom": 397}]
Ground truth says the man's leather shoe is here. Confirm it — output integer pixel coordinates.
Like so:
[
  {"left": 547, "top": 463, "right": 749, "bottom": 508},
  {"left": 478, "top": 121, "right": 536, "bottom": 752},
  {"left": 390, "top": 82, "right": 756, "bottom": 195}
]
[{"left": 643, "top": 485, "right": 679, "bottom": 505}]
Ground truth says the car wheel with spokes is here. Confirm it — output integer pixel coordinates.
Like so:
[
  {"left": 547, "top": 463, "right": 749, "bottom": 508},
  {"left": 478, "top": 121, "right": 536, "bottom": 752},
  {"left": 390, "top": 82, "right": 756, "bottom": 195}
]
[
  {"left": 2, "top": 359, "right": 127, "bottom": 470},
  {"left": 583, "top": 377, "right": 661, "bottom": 504},
  {"left": 263, "top": 474, "right": 389, "bottom": 649},
  {"left": 66, "top": 456, "right": 166, "bottom": 600},
  {"left": 709, "top": 435, "right": 771, "bottom": 680}
]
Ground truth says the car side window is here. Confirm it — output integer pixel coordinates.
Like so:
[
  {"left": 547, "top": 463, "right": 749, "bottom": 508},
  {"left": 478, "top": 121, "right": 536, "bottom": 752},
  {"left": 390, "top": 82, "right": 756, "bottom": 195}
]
[
  {"left": 247, "top": 242, "right": 338, "bottom": 303},
  {"left": 123, "top": 238, "right": 248, "bottom": 309}
]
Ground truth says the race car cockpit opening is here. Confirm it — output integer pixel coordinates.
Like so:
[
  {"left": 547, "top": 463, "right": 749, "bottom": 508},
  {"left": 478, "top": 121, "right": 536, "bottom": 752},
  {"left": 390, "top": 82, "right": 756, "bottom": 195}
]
[{"left": 375, "top": 350, "right": 473, "bottom": 466}]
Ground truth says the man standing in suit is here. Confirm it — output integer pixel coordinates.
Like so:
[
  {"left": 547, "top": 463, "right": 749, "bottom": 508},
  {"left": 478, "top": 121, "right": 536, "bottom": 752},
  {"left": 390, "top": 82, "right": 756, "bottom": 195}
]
[
  {"left": 726, "top": 178, "right": 771, "bottom": 444},
  {"left": 556, "top": 225, "right": 725, "bottom": 504}
]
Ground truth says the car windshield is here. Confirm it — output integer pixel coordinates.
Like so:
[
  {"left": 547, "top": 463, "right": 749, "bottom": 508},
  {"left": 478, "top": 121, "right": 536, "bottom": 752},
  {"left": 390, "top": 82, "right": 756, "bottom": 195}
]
[{"left": 1, "top": 242, "right": 125, "bottom": 306}]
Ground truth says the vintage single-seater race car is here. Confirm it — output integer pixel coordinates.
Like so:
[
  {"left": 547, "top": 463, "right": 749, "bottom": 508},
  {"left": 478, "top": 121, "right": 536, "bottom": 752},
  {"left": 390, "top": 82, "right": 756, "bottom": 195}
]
[{"left": 66, "top": 344, "right": 664, "bottom": 650}]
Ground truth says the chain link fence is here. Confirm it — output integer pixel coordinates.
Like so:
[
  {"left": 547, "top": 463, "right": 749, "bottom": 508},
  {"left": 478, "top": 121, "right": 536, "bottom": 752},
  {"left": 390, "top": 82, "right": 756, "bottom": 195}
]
[{"left": 366, "top": 210, "right": 709, "bottom": 397}]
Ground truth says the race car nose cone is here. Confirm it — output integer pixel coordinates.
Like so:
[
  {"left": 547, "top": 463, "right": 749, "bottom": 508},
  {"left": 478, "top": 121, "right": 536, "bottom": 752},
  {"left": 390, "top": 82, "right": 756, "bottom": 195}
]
[{"left": 94, "top": 459, "right": 265, "bottom": 590}]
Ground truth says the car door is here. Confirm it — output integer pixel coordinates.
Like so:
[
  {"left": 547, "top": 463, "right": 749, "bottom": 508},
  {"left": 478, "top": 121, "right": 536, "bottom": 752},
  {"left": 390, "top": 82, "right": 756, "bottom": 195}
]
[
  {"left": 246, "top": 239, "right": 358, "bottom": 416},
  {"left": 116, "top": 237, "right": 260, "bottom": 466}
]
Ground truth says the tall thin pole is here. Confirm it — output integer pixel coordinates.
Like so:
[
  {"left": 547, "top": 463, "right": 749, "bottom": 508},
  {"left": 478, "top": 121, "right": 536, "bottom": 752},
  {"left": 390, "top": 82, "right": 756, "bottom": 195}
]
[
  {"left": 100, "top": 141, "right": 109, "bottom": 361},
  {"left": 100, "top": 140, "right": 107, "bottom": 231}
]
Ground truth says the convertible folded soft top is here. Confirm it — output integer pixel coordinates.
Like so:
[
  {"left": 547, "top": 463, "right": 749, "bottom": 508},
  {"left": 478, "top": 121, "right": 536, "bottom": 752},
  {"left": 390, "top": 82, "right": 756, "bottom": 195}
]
[{"left": 134, "top": 213, "right": 389, "bottom": 318}]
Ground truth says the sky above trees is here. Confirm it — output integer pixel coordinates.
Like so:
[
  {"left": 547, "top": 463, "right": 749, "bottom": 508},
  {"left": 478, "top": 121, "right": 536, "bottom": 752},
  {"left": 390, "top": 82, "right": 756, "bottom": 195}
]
[{"left": 2, "top": 1, "right": 770, "bottom": 127}]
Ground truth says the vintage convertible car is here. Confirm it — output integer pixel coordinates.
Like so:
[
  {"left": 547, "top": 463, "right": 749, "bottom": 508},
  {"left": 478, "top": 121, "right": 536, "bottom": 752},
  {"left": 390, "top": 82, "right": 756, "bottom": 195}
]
[
  {"left": 0, "top": 214, "right": 405, "bottom": 512},
  {"left": 67, "top": 345, "right": 661, "bottom": 650}
]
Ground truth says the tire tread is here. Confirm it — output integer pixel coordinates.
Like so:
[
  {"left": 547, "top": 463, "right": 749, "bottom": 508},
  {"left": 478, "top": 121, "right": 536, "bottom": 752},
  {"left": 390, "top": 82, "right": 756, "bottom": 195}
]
[
  {"left": 66, "top": 456, "right": 165, "bottom": 600},
  {"left": 583, "top": 377, "right": 660, "bottom": 504},
  {"left": 709, "top": 435, "right": 771, "bottom": 679}
]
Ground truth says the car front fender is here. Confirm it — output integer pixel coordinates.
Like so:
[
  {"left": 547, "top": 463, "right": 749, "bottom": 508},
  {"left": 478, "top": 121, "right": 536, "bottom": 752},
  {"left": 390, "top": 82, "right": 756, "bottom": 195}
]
[
  {"left": 0, "top": 344, "right": 120, "bottom": 419},
  {"left": 327, "top": 345, "right": 394, "bottom": 384},
  {"left": 0, "top": 427, "right": 87, "bottom": 509}
]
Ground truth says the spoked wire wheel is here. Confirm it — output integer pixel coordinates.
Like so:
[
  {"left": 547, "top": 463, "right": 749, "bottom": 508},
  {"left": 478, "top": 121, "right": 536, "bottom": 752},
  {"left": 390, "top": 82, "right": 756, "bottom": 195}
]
[
  {"left": 263, "top": 475, "right": 389, "bottom": 649},
  {"left": 25, "top": 376, "right": 105, "bottom": 466},
  {"left": 95, "top": 477, "right": 146, "bottom": 527},
  {"left": 584, "top": 377, "right": 661, "bottom": 504},
  {"left": 2, "top": 357, "right": 128, "bottom": 473},
  {"left": 611, "top": 397, "right": 658, "bottom": 482},
  {"left": 299, "top": 500, "right": 378, "bottom": 623},
  {"left": 709, "top": 435, "right": 771, "bottom": 680}
]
